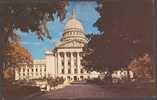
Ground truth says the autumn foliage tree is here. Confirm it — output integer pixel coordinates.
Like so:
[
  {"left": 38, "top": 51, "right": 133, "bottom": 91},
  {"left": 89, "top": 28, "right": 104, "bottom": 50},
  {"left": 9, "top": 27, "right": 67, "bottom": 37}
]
[
  {"left": 0, "top": 42, "right": 32, "bottom": 80},
  {"left": 0, "top": 42, "right": 32, "bottom": 68},
  {"left": 128, "top": 54, "right": 154, "bottom": 81}
]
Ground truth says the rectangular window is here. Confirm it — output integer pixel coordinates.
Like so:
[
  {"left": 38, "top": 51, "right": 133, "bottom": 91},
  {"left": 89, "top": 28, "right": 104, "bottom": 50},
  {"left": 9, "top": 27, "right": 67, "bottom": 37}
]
[
  {"left": 23, "top": 68, "right": 25, "bottom": 72},
  {"left": 61, "top": 60, "right": 64, "bottom": 66},
  {"left": 62, "top": 69, "right": 64, "bottom": 74},
  {"left": 81, "top": 69, "right": 84, "bottom": 73},
  {"left": 74, "top": 68, "right": 77, "bottom": 74},
  {"left": 68, "top": 69, "right": 71, "bottom": 74},
  {"left": 68, "top": 60, "right": 70, "bottom": 66}
]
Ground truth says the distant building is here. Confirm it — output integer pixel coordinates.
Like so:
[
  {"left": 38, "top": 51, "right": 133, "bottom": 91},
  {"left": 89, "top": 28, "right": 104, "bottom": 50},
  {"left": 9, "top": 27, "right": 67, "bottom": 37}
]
[{"left": 15, "top": 9, "right": 100, "bottom": 81}]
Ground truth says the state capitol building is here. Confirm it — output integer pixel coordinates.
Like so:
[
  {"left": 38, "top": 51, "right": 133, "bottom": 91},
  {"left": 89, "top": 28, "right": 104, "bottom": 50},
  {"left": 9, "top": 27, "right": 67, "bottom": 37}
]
[{"left": 15, "top": 10, "right": 100, "bottom": 81}]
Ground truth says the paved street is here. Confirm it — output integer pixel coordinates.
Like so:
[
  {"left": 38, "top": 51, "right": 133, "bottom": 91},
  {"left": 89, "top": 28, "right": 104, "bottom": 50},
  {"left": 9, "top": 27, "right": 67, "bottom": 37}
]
[
  {"left": 27, "top": 82, "right": 120, "bottom": 100},
  {"left": 26, "top": 81, "right": 155, "bottom": 100},
  {"left": 6, "top": 81, "right": 156, "bottom": 100}
]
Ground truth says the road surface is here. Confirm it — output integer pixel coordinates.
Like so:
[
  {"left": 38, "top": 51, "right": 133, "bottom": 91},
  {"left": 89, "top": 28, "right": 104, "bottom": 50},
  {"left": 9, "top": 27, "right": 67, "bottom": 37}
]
[{"left": 27, "top": 82, "right": 118, "bottom": 100}]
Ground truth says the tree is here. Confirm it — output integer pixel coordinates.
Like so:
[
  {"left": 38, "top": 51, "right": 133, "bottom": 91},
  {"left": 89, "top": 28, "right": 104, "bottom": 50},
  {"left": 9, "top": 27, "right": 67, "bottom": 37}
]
[
  {"left": 0, "top": 42, "right": 32, "bottom": 69},
  {"left": 47, "top": 77, "right": 65, "bottom": 90},
  {"left": 56, "top": 77, "right": 65, "bottom": 85},
  {"left": 3, "top": 67, "right": 14, "bottom": 81},
  {"left": 128, "top": 54, "right": 154, "bottom": 81},
  {"left": 82, "top": 0, "right": 154, "bottom": 81},
  {"left": 0, "top": 0, "right": 69, "bottom": 68},
  {"left": 0, "top": 0, "right": 69, "bottom": 99},
  {"left": 95, "top": 0, "right": 154, "bottom": 56}
]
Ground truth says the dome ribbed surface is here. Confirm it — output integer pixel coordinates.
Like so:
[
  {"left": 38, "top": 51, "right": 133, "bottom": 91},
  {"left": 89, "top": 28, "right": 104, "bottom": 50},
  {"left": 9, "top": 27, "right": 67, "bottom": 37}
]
[
  {"left": 61, "top": 9, "right": 88, "bottom": 42},
  {"left": 64, "top": 18, "right": 84, "bottom": 31}
]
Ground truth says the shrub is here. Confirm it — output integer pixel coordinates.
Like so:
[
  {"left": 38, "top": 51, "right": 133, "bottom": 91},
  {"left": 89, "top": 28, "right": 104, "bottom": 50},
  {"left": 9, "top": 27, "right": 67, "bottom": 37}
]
[{"left": 47, "top": 77, "right": 65, "bottom": 89}]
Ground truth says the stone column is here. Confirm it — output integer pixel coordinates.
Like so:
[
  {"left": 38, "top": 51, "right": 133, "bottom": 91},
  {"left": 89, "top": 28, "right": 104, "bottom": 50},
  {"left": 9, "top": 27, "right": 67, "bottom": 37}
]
[
  {"left": 70, "top": 52, "right": 74, "bottom": 74},
  {"left": 64, "top": 52, "right": 68, "bottom": 74},
  {"left": 57, "top": 52, "right": 61, "bottom": 74},
  {"left": 77, "top": 52, "right": 80, "bottom": 74}
]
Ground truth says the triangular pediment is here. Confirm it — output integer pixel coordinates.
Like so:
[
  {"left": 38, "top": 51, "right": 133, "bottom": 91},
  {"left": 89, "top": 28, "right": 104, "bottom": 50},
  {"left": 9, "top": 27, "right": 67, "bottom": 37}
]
[{"left": 57, "top": 40, "right": 86, "bottom": 48}]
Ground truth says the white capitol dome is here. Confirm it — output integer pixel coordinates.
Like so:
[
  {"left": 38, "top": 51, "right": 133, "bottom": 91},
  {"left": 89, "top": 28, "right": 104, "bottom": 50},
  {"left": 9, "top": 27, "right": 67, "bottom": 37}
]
[{"left": 62, "top": 9, "right": 87, "bottom": 42}]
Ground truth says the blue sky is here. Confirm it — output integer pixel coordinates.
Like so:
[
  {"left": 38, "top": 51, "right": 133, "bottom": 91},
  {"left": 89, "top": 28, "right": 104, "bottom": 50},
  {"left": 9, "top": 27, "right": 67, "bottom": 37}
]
[{"left": 16, "top": 1, "right": 100, "bottom": 59}]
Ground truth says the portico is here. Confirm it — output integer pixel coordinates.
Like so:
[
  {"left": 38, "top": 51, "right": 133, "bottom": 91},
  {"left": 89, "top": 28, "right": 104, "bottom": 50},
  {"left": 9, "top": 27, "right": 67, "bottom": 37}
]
[{"left": 56, "top": 49, "right": 86, "bottom": 81}]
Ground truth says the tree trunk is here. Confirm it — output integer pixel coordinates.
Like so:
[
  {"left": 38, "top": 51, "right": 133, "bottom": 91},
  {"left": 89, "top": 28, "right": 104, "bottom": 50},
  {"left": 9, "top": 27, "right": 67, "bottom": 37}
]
[
  {"left": 0, "top": 62, "right": 5, "bottom": 100},
  {"left": 0, "top": 32, "right": 8, "bottom": 100}
]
